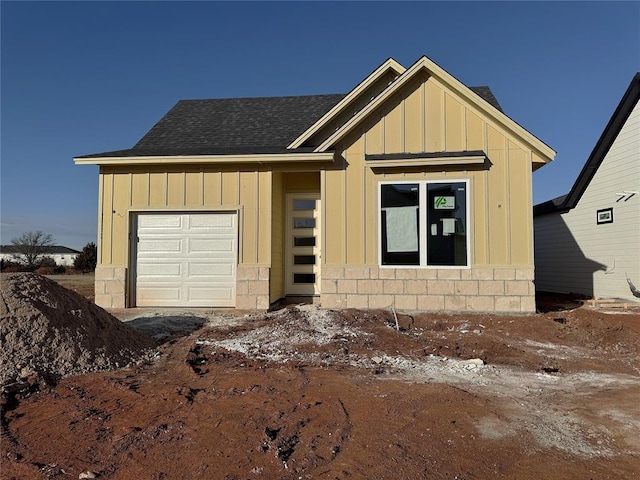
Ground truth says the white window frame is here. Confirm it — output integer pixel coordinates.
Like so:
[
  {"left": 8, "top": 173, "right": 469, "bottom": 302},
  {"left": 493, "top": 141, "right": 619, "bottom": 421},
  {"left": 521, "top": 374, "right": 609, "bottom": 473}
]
[{"left": 378, "top": 179, "right": 471, "bottom": 268}]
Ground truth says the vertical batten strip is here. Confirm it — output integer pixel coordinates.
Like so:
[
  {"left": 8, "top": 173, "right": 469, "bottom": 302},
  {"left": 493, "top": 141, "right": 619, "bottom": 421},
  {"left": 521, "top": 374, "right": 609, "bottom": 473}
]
[
  {"left": 97, "top": 173, "right": 104, "bottom": 264},
  {"left": 483, "top": 121, "right": 490, "bottom": 264},
  {"left": 320, "top": 170, "right": 326, "bottom": 266},
  {"left": 441, "top": 88, "right": 446, "bottom": 150},
  {"left": 255, "top": 170, "right": 259, "bottom": 264},
  {"left": 108, "top": 173, "right": 114, "bottom": 264},
  {"left": 342, "top": 157, "right": 347, "bottom": 264},
  {"left": 463, "top": 107, "right": 468, "bottom": 151},
  {"left": 264, "top": 171, "right": 273, "bottom": 266},
  {"left": 421, "top": 81, "right": 426, "bottom": 153},
  {"left": 401, "top": 95, "right": 406, "bottom": 153},
  {"left": 201, "top": 170, "right": 205, "bottom": 206},
  {"left": 362, "top": 134, "right": 367, "bottom": 263},
  {"left": 504, "top": 136, "right": 512, "bottom": 265},
  {"left": 128, "top": 173, "right": 133, "bottom": 208},
  {"left": 145, "top": 172, "right": 150, "bottom": 207},
  {"left": 163, "top": 172, "right": 168, "bottom": 206},
  {"left": 527, "top": 151, "right": 534, "bottom": 263}
]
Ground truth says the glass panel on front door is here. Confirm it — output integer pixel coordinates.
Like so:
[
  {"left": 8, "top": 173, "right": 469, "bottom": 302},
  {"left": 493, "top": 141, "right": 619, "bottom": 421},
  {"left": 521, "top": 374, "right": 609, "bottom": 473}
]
[
  {"left": 294, "top": 237, "right": 316, "bottom": 247},
  {"left": 287, "top": 194, "right": 321, "bottom": 296},
  {"left": 293, "top": 199, "right": 317, "bottom": 210}
]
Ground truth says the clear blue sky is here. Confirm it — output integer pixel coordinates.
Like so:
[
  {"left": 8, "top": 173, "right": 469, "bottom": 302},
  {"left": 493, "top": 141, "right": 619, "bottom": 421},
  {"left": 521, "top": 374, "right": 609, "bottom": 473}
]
[{"left": 2, "top": 1, "right": 639, "bottom": 249}]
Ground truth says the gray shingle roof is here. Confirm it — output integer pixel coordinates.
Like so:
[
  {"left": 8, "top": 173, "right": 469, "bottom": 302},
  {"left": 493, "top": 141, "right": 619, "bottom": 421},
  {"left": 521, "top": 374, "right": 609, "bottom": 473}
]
[
  {"left": 470, "top": 86, "right": 503, "bottom": 113},
  {"left": 78, "top": 88, "right": 503, "bottom": 158},
  {"left": 79, "top": 94, "right": 346, "bottom": 158}
]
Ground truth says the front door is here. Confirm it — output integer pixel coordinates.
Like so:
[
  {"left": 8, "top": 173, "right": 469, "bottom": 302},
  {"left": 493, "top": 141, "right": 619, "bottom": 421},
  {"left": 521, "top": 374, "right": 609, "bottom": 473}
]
[{"left": 286, "top": 193, "right": 321, "bottom": 296}]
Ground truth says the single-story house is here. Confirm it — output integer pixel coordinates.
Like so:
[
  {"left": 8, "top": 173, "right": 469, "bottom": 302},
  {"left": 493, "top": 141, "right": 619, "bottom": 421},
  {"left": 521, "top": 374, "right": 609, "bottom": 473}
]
[
  {"left": 534, "top": 73, "right": 639, "bottom": 302},
  {"left": 75, "top": 55, "right": 555, "bottom": 312},
  {"left": 0, "top": 245, "right": 81, "bottom": 267}
]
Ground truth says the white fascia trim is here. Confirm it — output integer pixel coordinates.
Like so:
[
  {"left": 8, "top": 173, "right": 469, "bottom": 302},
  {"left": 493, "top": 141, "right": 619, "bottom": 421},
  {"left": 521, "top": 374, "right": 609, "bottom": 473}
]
[
  {"left": 286, "top": 58, "right": 406, "bottom": 149},
  {"left": 74, "top": 152, "right": 335, "bottom": 166},
  {"left": 316, "top": 55, "right": 556, "bottom": 162}
]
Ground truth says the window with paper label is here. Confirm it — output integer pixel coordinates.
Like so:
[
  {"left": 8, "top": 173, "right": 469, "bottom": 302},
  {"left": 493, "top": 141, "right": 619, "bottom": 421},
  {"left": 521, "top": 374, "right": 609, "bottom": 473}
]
[{"left": 379, "top": 181, "right": 468, "bottom": 267}]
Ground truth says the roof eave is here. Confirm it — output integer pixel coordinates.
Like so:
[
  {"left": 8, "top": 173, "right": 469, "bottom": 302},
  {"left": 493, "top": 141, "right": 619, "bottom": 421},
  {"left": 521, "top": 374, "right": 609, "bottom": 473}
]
[{"left": 74, "top": 152, "right": 336, "bottom": 166}]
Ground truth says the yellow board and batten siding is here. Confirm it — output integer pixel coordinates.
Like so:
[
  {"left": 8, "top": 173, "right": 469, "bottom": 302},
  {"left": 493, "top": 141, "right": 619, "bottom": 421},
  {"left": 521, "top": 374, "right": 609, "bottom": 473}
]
[
  {"left": 97, "top": 166, "right": 272, "bottom": 268},
  {"left": 323, "top": 74, "right": 536, "bottom": 269},
  {"left": 270, "top": 172, "right": 285, "bottom": 302}
]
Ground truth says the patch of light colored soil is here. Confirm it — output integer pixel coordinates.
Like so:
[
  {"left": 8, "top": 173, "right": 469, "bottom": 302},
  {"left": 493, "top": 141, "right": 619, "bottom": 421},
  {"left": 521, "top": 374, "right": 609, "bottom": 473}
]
[{"left": 195, "top": 304, "right": 640, "bottom": 460}]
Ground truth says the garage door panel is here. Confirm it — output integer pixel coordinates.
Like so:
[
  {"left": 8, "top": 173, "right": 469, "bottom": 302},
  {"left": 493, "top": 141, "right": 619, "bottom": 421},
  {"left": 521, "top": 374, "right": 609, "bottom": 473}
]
[
  {"left": 137, "top": 286, "right": 182, "bottom": 301},
  {"left": 187, "top": 286, "right": 235, "bottom": 303},
  {"left": 138, "top": 239, "right": 183, "bottom": 253},
  {"left": 188, "top": 237, "right": 235, "bottom": 253},
  {"left": 137, "top": 263, "right": 182, "bottom": 276},
  {"left": 135, "top": 212, "right": 237, "bottom": 307},
  {"left": 188, "top": 262, "right": 235, "bottom": 277},
  {"left": 139, "top": 215, "right": 183, "bottom": 229},
  {"left": 189, "top": 214, "right": 236, "bottom": 229}
]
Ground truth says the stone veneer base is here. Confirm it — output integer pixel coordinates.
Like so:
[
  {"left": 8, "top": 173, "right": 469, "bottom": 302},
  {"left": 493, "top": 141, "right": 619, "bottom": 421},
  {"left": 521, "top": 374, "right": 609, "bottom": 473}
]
[
  {"left": 235, "top": 265, "right": 270, "bottom": 310},
  {"left": 95, "top": 264, "right": 534, "bottom": 313},
  {"left": 320, "top": 266, "right": 536, "bottom": 313},
  {"left": 95, "top": 264, "right": 271, "bottom": 310},
  {"left": 94, "top": 265, "right": 127, "bottom": 309}
]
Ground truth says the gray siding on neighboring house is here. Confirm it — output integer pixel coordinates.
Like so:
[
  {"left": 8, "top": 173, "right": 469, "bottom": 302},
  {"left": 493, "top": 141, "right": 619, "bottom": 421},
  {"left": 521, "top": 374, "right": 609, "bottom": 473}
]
[{"left": 534, "top": 100, "right": 640, "bottom": 300}]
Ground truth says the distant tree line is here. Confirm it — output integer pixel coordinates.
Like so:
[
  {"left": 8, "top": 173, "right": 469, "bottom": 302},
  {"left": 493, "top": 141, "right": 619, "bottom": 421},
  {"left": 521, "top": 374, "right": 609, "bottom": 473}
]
[{"left": 1, "top": 231, "right": 97, "bottom": 273}]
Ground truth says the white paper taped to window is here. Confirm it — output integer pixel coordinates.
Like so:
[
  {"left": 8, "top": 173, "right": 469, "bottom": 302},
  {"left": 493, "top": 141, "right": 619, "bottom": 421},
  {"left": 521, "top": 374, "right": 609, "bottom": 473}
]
[
  {"left": 442, "top": 218, "right": 457, "bottom": 235},
  {"left": 386, "top": 206, "right": 418, "bottom": 252}
]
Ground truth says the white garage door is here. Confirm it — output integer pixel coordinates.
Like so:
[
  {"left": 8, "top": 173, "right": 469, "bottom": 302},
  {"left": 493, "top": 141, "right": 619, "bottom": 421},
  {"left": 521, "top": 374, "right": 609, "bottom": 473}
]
[{"left": 135, "top": 212, "right": 237, "bottom": 307}]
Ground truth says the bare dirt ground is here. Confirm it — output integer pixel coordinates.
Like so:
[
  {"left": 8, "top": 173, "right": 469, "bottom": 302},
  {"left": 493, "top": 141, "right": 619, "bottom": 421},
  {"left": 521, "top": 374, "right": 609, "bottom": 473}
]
[
  {"left": 44, "top": 274, "right": 95, "bottom": 303},
  {"left": 2, "top": 275, "right": 640, "bottom": 480}
]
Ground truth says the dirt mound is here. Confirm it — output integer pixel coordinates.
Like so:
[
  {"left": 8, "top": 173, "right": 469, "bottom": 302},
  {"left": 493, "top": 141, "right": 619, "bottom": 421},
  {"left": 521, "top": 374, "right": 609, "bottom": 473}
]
[{"left": 0, "top": 273, "right": 155, "bottom": 390}]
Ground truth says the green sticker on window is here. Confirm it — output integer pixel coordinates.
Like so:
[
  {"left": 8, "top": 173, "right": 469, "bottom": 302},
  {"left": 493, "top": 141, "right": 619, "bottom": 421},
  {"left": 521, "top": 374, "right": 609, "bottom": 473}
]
[{"left": 434, "top": 196, "right": 455, "bottom": 209}]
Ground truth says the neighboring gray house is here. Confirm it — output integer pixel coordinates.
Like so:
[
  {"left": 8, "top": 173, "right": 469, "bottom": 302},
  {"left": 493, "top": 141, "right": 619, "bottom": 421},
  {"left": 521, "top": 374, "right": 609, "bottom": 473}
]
[
  {"left": 534, "top": 73, "right": 640, "bottom": 301},
  {"left": 0, "top": 245, "right": 81, "bottom": 267}
]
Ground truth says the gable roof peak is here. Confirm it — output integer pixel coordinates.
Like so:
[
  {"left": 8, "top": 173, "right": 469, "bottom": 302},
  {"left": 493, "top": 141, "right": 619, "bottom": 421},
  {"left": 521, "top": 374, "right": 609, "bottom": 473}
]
[{"left": 314, "top": 55, "right": 555, "bottom": 162}]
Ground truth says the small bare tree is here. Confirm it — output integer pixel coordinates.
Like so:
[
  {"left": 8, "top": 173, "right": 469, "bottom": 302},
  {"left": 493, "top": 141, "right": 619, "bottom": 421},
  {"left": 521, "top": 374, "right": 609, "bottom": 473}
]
[{"left": 10, "top": 231, "right": 55, "bottom": 269}]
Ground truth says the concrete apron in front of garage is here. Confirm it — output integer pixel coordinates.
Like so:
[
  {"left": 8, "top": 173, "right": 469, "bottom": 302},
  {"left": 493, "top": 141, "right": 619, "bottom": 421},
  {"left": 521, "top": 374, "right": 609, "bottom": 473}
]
[{"left": 109, "top": 307, "right": 249, "bottom": 341}]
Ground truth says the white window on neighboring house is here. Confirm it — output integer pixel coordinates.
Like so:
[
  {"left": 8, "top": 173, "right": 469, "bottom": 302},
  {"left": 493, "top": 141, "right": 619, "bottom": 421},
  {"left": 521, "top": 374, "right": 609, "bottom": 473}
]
[{"left": 379, "top": 180, "right": 470, "bottom": 267}]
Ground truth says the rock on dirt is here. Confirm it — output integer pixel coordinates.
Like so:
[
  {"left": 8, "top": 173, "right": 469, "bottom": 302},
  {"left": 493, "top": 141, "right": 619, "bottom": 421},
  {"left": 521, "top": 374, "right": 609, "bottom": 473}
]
[{"left": 0, "top": 273, "right": 155, "bottom": 391}]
